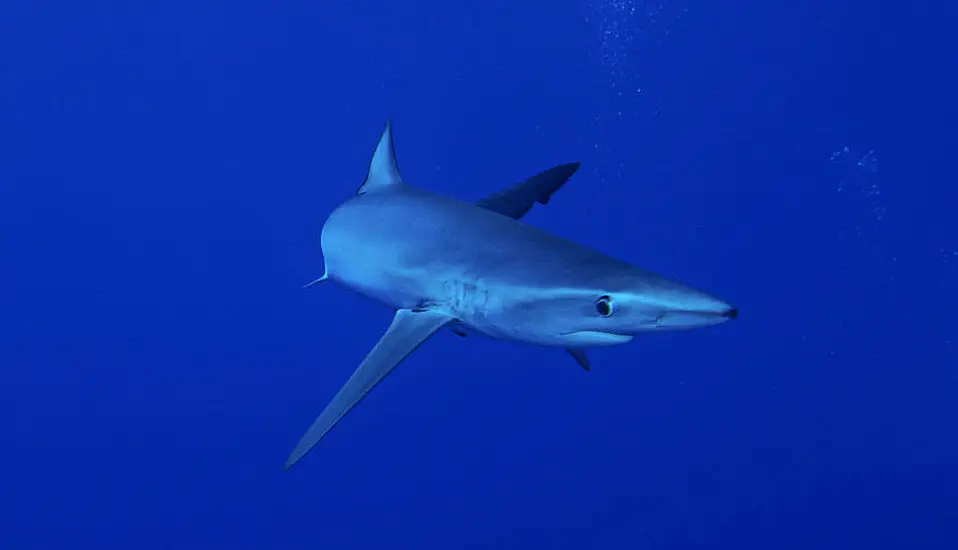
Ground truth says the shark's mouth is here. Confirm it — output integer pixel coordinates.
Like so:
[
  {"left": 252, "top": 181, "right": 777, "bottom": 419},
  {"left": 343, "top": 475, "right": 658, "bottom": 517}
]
[{"left": 560, "top": 331, "right": 634, "bottom": 345}]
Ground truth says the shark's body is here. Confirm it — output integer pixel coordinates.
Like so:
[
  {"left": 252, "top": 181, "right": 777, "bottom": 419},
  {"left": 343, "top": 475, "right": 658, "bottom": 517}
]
[{"left": 284, "top": 123, "right": 737, "bottom": 470}]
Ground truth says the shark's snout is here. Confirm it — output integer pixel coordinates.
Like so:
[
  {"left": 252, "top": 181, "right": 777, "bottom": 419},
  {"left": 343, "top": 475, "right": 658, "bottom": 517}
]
[
  {"left": 654, "top": 302, "right": 738, "bottom": 329},
  {"left": 626, "top": 279, "right": 739, "bottom": 331}
]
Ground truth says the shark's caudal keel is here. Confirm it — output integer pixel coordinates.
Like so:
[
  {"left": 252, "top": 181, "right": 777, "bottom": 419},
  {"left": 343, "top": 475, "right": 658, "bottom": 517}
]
[{"left": 283, "top": 122, "right": 737, "bottom": 470}]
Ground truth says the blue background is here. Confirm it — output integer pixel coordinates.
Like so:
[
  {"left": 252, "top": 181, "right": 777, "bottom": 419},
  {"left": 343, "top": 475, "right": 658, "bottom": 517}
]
[{"left": 2, "top": 1, "right": 956, "bottom": 547}]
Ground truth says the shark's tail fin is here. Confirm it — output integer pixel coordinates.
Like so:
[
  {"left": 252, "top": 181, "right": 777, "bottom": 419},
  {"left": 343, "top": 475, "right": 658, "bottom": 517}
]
[{"left": 303, "top": 273, "right": 328, "bottom": 288}]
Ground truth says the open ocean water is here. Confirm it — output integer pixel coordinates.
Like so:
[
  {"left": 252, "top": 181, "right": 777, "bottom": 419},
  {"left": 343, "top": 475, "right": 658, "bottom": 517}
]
[{"left": 1, "top": 1, "right": 956, "bottom": 548}]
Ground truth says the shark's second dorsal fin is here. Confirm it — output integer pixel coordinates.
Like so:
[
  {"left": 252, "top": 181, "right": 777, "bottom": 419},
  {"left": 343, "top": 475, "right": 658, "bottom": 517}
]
[{"left": 357, "top": 121, "right": 403, "bottom": 195}]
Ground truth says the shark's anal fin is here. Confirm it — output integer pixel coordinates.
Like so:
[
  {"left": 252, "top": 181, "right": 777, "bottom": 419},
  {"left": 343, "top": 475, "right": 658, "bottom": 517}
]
[
  {"left": 284, "top": 308, "right": 453, "bottom": 470},
  {"left": 476, "top": 162, "right": 581, "bottom": 220},
  {"left": 566, "top": 348, "right": 591, "bottom": 371}
]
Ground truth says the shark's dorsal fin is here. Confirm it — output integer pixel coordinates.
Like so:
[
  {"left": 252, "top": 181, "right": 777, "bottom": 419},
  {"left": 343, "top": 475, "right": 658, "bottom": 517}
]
[{"left": 357, "top": 121, "right": 403, "bottom": 195}]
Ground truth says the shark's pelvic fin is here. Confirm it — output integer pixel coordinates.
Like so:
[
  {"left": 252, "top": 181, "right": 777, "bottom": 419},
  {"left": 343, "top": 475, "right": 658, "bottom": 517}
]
[
  {"left": 357, "top": 120, "right": 403, "bottom": 195},
  {"left": 566, "top": 348, "right": 591, "bottom": 371},
  {"left": 476, "top": 162, "right": 581, "bottom": 220},
  {"left": 284, "top": 307, "right": 453, "bottom": 470}
]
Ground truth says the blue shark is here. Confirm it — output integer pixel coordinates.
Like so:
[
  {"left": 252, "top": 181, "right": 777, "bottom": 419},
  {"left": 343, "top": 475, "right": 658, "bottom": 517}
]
[{"left": 284, "top": 122, "right": 737, "bottom": 470}]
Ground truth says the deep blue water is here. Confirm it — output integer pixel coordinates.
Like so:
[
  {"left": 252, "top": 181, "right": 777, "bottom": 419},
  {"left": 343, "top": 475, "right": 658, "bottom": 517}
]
[{"left": 2, "top": 1, "right": 956, "bottom": 548}]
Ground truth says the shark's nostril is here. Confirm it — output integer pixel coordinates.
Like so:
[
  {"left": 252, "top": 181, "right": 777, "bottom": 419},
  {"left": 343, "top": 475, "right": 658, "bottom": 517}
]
[{"left": 725, "top": 307, "right": 739, "bottom": 319}]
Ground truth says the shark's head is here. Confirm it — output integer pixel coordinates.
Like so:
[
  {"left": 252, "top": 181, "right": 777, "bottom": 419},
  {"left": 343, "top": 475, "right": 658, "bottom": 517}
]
[{"left": 498, "top": 267, "right": 738, "bottom": 347}]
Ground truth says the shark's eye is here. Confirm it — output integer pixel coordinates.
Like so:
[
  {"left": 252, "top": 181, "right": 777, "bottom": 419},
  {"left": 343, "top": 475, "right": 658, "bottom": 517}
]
[{"left": 595, "top": 295, "right": 614, "bottom": 317}]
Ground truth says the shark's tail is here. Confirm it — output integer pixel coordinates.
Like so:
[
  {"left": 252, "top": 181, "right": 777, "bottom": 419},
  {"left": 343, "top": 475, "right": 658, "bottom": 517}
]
[{"left": 303, "top": 273, "right": 327, "bottom": 288}]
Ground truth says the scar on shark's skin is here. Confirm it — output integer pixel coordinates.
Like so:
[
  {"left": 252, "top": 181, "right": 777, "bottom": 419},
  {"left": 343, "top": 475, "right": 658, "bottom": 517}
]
[{"left": 283, "top": 122, "right": 738, "bottom": 470}]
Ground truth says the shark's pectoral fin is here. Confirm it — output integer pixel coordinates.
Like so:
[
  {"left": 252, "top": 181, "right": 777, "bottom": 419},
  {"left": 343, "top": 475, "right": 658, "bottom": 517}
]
[
  {"left": 566, "top": 348, "right": 591, "bottom": 371},
  {"left": 476, "top": 162, "right": 581, "bottom": 220},
  {"left": 284, "top": 308, "right": 454, "bottom": 470}
]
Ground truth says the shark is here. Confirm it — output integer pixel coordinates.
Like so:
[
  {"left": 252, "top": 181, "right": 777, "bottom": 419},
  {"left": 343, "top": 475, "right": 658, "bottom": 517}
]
[{"left": 284, "top": 122, "right": 737, "bottom": 470}]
